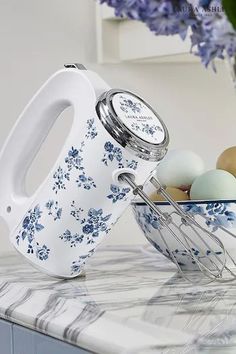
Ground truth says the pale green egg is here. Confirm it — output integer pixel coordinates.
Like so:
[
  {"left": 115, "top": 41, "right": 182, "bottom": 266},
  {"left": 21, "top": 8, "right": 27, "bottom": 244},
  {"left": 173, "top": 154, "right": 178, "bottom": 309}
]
[{"left": 190, "top": 169, "right": 236, "bottom": 200}]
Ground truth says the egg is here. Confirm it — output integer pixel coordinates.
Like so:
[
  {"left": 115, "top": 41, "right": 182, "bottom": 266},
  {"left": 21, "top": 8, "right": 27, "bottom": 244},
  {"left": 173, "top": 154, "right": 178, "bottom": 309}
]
[
  {"left": 216, "top": 146, "right": 236, "bottom": 177},
  {"left": 150, "top": 187, "right": 189, "bottom": 202},
  {"left": 155, "top": 149, "right": 205, "bottom": 191},
  {"left": 190, "top": 169, "right": 236, "bottom": 200}
]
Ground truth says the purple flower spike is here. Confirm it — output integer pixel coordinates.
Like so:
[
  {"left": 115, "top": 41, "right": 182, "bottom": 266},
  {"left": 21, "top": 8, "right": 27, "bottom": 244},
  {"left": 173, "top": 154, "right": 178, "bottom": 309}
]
[{"left": 99, "top": 0, "right": 236, "bottom": 68}]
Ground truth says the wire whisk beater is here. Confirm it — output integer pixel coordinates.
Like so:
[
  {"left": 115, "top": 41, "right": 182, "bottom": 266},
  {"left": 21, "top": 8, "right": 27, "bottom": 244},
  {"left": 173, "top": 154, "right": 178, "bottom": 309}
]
[{"left": 121, "top": 173, "right": 236, "bottom": 283}]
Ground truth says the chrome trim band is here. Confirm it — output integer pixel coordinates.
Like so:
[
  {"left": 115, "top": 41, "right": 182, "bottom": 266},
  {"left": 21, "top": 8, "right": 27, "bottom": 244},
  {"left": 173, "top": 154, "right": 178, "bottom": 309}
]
[{"left": 96, "top": 89, "right": 169, "bottom": 162}]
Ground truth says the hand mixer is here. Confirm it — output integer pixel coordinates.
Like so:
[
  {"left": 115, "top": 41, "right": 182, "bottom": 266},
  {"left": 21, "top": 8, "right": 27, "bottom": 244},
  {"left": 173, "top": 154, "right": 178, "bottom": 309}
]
[{"left": 0, "top": 63, "right": 235, "bottom": 282}]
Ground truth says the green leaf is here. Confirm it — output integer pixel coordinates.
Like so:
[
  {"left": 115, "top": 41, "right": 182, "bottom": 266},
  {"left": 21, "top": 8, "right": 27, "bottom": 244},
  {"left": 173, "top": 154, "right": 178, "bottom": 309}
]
[{"left": 222, "top": 0, "right": 236, "bottom": 30}]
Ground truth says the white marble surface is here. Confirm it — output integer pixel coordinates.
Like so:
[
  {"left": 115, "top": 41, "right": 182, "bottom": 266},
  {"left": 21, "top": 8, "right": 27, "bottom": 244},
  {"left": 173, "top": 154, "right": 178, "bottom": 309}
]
[{"left": 1, "top": 245, "right": 236, "bottom": 353}]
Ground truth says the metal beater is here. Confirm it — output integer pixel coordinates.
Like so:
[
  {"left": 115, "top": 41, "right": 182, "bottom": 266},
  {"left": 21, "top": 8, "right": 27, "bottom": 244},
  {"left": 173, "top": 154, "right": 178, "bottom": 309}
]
[{"left": 120, "top": 173, "right": 236, "bottom": 283}]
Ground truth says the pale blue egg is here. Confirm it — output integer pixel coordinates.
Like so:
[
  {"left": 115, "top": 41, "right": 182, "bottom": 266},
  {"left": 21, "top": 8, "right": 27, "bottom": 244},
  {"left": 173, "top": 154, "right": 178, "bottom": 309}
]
[
  {"left": 155, "top": 149, "right": 204, "bottom": 190},
  {"left": 190, "top": 169, "right": 236, "bottom": 200}
]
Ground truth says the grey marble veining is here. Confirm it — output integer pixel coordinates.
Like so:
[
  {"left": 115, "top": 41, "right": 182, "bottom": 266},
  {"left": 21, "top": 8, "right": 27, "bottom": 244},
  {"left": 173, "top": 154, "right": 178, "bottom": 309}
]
[{"left": 1, "top": 246, "right": 236, "bottom": 353}]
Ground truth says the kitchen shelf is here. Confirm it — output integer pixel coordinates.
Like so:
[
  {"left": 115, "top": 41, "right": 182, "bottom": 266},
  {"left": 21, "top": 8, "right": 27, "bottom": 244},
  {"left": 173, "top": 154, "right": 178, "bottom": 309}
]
[{"left": 96, "top": 3, "right": 197, "bottom": 64}]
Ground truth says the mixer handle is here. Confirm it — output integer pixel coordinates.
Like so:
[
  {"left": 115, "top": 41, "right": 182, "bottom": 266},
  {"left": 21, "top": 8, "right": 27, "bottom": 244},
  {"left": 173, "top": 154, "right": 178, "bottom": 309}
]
[{"left": 0, "top": 64, "right": 110, "bottom": 233}]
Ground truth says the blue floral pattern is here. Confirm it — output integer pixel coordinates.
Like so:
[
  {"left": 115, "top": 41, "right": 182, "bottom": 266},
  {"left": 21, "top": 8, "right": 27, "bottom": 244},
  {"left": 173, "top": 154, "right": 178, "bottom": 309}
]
[
  {"left": 133, "top": 207, "right": 162, "bottom": 235},
  {"left": 36, "top": 243, "right": 50, "bottom": 261},
  {"left": 70, "top": 201, "right": 84, "bottom": 221},
  {"left": 107, "top": 184, "right": 130, "bottom": 203},
  {"left": 76, "top": 172, "right": 96, "bottom": 190},
  {"left": 45, "top": 200, "right": 62, "bottom": 221},
  {"left": 183, "top": 202, "right": 236, "bottom": 232},
  {"left": 102, "top": 141, "right": 138, "bottom": 170},
  {"left": 85, "top": 118, "right": 98, "bottom": 140},
  {"left": 65, "top": 144, "right": 84, "bottom": 172},
  {"left": 146, "top": 236, "right": 222, "bottom": 267},
  {"left": 131, "top": 122, "right": 163, "bottom": 137},
  {"left": 133, "top": 202, "right": 232, "bottom": 268},
  {"left": 71, "top": 249, "right": 95, "bottom": 275},
  {"left": 61, "top": 205, "right": 112, "bottom": 246},
  {"left": 16, "top": 205, "right": 50, "bottom": 261},
  {"left": 59, "top": 229, "right": 84, "bottom": 247},
  {"left": 52, "top": 118, "right": 99, "bottom": 194},
  {"left": 52, "top": 167, "right": 70, "bottom": 194},
  {"left": 119, "top": 96, "right": 142, "bottom": 114}
]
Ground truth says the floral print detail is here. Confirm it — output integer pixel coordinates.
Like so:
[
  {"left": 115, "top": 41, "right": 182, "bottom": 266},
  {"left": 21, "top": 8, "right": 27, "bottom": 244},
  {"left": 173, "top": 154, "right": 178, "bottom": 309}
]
[
  {"left": 16, "top": 205, "right": 50, "bottom": 261},
  {"left": 134, "top": 207, "right": 162, "bottom": 234},
  {"left": 70, "top": 201, "right": 84, "bottom": 222},
  {"left": 133, "top": 202, "right": 229, "bottom": 268},
  {"left": 76, "top": 172, "right": 96, "bottom": 190},
  {"left": 183, "top": 202, "right": 236, "bottom": 232},
  {"left": 131, "top": 122, "right": 163, "bottom": 137},
  {"left": 59, "top": 229, "right": 84, "bottom": 247},
  {"left": 45, "top": 200, "right": 62, "bottom": 221},
  {"left": 52, "top": 118, "right": 99, "bottom": 194},
  {"left": 107, "top": 184, "right": 130, "bottom": 203},
  {"left": 71, "top": 249, "right": 95, "bottom": 275},
  {"left": 126, "top": 160, "right": 138, "bottom": 170},
  {"left": 52, "top": 167, "right": 70, "bottom": 194},
  {"left": 60, "top": 205, "right": 112, "bottom": 246},
  {"left": 146, "top": 236, "right": 222, "bottom": 267},
  {"left": 119, "top": 96, "right": 142, "bottom": 114},
  {"left": 81, "top": 208, "right": 112, "bottom": 244},
  {"left": 85, "top": 118, "right": 98, "bottom": 140},
  {"left": 36, "top": 243, "right": 50, "bottom": 261},
  {"left": 102, "top": 141, "right": 138, "bottom": 170},
  {"left": 16, "top": 205, "right": 44, "bottom": 246},
  {"left": 102, "top": 142, "right": 123, "bottom": 167},
  {"left": 65, "top": 144, "right": 84, "bottom": 172}
]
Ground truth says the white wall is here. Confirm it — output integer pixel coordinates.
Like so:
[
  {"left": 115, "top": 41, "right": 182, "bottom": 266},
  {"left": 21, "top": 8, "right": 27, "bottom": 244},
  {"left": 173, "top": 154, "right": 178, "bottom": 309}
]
[{"left": 0, "top": 0, "right": 236, "bottom": 253}]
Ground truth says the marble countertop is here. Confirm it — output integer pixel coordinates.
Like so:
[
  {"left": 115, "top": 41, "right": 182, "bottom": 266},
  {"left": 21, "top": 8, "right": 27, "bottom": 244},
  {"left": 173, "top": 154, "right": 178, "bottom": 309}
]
[{"left": 1, "top": 245, "right": 236, "bottom": 353}]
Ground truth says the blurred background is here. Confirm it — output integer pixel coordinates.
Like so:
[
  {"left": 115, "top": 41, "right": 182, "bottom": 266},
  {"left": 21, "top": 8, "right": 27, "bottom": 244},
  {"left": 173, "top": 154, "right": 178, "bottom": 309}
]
[{"left": 0, "top": 0, "right": 236, "bottom": 254}]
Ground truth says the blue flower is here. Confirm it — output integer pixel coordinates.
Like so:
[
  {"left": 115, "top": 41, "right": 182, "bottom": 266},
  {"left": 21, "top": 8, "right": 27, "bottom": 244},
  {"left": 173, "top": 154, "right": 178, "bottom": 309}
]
[
  {"left": 59, "top": 229, "right": 85, "bottom": 247},
  {"left": 23, "top": 216, "right": 30, "bottom": 229},
  {"left": 120, "top": 96, "right": 142, "bottom": 113},
  {"left": 183, "top": 204, "right": 205, "bottom": 215},
  {"left": 83, "top": 224, "right": 94, "bottom": 234},
  {"left": 102, "top": 141, "right": 138, "bottom": 169},
  {"left": 76, "top": 173, "right": 96, "bottom": 190},
  {"left": 53, "top": 166, "right": 70, "bottom": 194},
  {"left": 110, "top": 184, "right": 119, "bottom": 193},
  {"left": 45, "top": 200, "right": 54, "bottom": 209},
  {"left": 206, "top": 203, "right": 227, "bottom": 215},
  {"left": 126, "top": 160, "right": 138, "bottom": 170},
  {"left": 70, "top": 249, "right": 95, "bottom": 275},
  {"left": 104, "top": 142, "right": 114, "bottom": 152},
  {"left": 79, "top": 174, "right": 87, "bottom": 182},
  {"left": 45, "top": 200, "right": 62, "bottom": 221},
  {"left": 68, "top": 147, "right": 79, "bottom": 158},
  {"left": 61, "top": 229, "right": 72, "bottom": 241},
  {"left": 144, "top": 209, "right": 162, "bottom": 230},
  {"left": 16, "top": 205, "right": 45, "bottom": 253},
  {"left": 107, "top": 184, "right": 130, "bottom": 203},
  {"left": 88, "top": 208, "right": 102, "bottom": 218},
  {"left": 85, "top": 119, "right": 98, "bottom": 140},
  {"left": 184, "top": 202, "right": 236, "bottom": 231},
  {"left": 56, "top": 208, "right": 62, "bottom": 219},
  {"left": 36, "top": 244, "right": 50, "bottom": 261},
  {"left": 64, "top": 204, "right": 111, "bottom": 246}
]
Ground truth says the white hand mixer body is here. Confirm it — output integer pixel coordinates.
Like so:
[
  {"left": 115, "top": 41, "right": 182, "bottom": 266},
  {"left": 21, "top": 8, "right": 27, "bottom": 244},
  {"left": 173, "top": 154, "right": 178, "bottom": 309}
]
[{"left": 0, "top": 64, "right": 169, "bottom": 278}]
